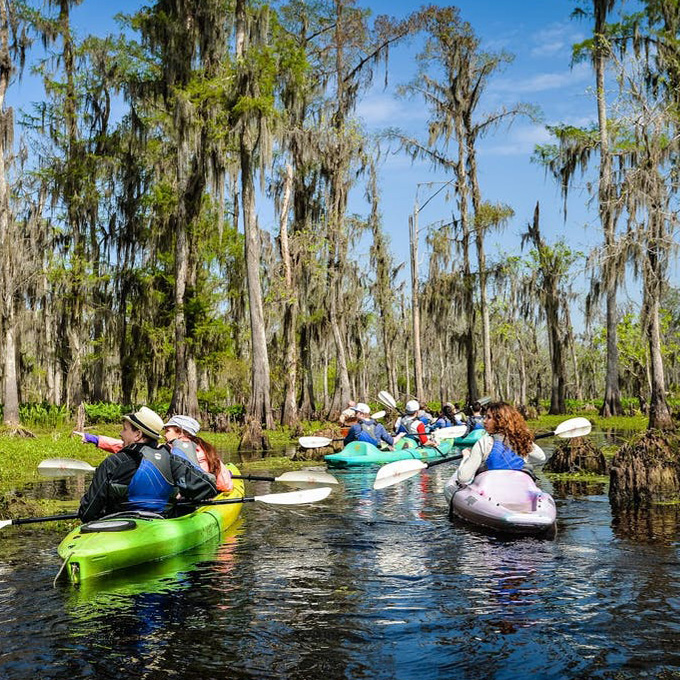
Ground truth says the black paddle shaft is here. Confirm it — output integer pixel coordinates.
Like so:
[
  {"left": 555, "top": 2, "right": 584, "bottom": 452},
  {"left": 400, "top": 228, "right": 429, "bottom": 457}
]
[
  {"left": 8, "top": 513, "right": 80, "bottom": 526},
  {"left": 425, "top": 453, "right": 464, "bottom": 469}
]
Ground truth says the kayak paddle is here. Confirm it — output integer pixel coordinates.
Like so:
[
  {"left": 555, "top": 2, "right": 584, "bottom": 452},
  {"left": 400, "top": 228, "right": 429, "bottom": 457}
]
[
  {"left": 37, "top": 458, "right": 338, "bottom": 486},
  {"left": 0, "top": 487, "right": 333, "bottom": 531},
  {"left": 373, "top": 416, "right": 593, "bottom": 490},
  {"left": 533, "top": 416, "right": 592, "bottom": 440},
  {"left": 299, "top": 436, "right": 344, "bottom": 448},
  {"left": 431, "top": 424, "right": 467, "bottom": 442},
  {"left": 179, "top": 486, "right": 333, "bottom": 506}
]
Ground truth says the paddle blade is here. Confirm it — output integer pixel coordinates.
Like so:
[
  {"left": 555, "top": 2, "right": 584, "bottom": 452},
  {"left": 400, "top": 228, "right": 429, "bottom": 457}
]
[
  {"left": 275, "top": 471, "right": 339, "bottom": 485},
  {"left": 377, "top": 390, "right": 397, "bottom": 410},
  {"left": 38, "top": 458, "right": 96, "bottom": 476},
  {"left": 373, "top": 459, "right": 427, "bottom": 490},
  {"left": 298, "top": 436, "right": 334, "bottom": 448},
  {"left": 254, "top": 487, "right": 332, "bottom": 505},
  {"left": 432, "top": 425, "right": 467, "bottom": 442},
  {"left": 371, "top": 410, "right": 386, "bottom": 420},
  {"left": 0, "top": 519, "right": 12, "bottom": 530},
  {"left": 555, "top": 417, "right": 592, "bottom": 438}
]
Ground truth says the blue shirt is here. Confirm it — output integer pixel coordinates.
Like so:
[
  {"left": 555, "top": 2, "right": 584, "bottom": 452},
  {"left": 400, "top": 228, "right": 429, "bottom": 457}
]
[{"left": 344, "top": 419, "right": 394, "bottom": 447}]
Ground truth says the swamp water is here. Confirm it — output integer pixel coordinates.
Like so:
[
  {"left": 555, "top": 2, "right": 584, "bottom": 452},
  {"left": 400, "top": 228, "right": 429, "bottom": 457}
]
[{"left": 1, "top": 437, "right": 680, "bottom": 679}]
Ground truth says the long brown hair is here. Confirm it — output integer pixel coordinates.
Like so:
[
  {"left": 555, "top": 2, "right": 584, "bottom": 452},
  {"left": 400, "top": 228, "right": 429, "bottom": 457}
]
[
  {"left": 485, "top": 402, "right": 533, "bottom": 457},
  {"left": 188, "top": 433, "right": 222, "bottom": 476}
]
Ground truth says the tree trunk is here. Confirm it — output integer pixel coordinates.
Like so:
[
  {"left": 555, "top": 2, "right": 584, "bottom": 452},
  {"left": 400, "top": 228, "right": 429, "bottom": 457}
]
[
  {"left": 279, "top": 164, "right": 299, "bottom": 427},
  {"left": 409, "top": 206, "right": 425, "bottom": 400},
  {"left": 241, "top": 138, "right": 273, "bottom": 431},
  {"left": 594, "top": 1, "right": 623, "bottom": 418},
  {"left": 298, "top": 323, "right": 316, "bottom": 419},
  {"left": 647, "top": 286, "right": 673, "bottom": 430}
]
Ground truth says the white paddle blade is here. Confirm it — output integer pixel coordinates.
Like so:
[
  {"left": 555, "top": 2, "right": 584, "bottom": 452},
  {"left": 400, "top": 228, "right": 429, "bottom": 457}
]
[
  {"left": 373, "top": 459, "right": 428, "bottom": 490},
  {"left": 298, "top": 436, "right": 334, "bottom": 448},
  {"left": 276, "top": 471, "right": 339, "bottom": 485},
  {"left": 377, "top": 390, "right": 397, "bottom": 409},
  {"left": 254, "top": 487, "right": 332, "bottom": 505},
  {"left": 433, "top": 425, "right": 467, "bottom": 442},
  {"left": 371, "top": 410, "right": 386, "bottom": 420},
  {"left": 38, "top": 458, "right": 96, "bottom": 475},
  {"left": 0, "top": 519, "right": 13, "bottom": 530},
  {"left": 555, "top": 417, "right": 592, "bottom": 438}
]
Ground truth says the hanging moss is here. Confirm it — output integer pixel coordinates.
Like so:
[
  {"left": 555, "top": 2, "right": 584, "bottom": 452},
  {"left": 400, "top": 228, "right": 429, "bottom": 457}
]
[
  {"left": 609, "top": 430, "right": 680, "bottom": 507},
  {"left": 544, "top": 436, "right": 608, "bottom": 474}
]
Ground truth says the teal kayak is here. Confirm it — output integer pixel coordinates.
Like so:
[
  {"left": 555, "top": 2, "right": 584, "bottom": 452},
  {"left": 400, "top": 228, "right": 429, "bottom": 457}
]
[
  {"left": 427, "top": 427, "right": 485, "bottom": 448},
  {"left": 325, "top": 438, "right": 457, "bottom": 469},
  {"left": 324, "top": 428, "right": 486, "bottom": 469}
]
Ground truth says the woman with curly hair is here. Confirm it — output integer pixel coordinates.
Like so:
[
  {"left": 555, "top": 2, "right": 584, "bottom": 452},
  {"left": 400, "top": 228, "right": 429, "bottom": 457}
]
[{"left": 454, "top": 402, "right": 545, "bottom": 485}]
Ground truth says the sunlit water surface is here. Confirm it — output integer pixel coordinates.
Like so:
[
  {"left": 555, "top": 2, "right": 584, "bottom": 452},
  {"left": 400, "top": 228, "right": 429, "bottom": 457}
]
[{"left": 1, "top": 440, "right": 680, "bottom": 679}]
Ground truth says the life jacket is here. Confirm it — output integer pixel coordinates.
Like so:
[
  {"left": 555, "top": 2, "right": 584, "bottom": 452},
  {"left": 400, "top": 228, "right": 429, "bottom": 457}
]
[
  {"left": 431, "top": 416, "right": 452, "bottom": 430},
  {"left": 170, "top": 439, "right": 203, "bottom": 470},
  {"left": 396, "top": 414, "right": 420, "bottom": 435},
  {"left": 124, "top": 444, "right": 176, "bottom": 513},
  {"left": 356, "top": 419, "right": 379, "bottom": 445},
  {"left": 481, "top": 434, "right": 525, "bottom": 472},
  {"left": 469, "top": 414, "right": 485, "bottom": 430}
]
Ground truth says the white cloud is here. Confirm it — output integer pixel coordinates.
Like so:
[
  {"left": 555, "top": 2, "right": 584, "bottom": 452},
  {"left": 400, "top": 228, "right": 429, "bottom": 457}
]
[
  {"left": 492, "top": 61, "right": 590, "bottom": 94},
  {"left": 357, "top": 92, "right": 428, "bottom": 128},
  {"left": 483, "top": 123, "right": 553, "bottom": 156},
  {"left": 530, "top": 22, "right": 586, "bottom": 58}
]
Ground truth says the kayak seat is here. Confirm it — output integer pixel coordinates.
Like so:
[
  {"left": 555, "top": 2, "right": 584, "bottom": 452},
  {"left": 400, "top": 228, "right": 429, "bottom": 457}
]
[
  {"left": 81, "top": 519, "right": 138, "bottom": 533},
  {"left": 101, "top": 510, "right": 166, "bottom": 521}
]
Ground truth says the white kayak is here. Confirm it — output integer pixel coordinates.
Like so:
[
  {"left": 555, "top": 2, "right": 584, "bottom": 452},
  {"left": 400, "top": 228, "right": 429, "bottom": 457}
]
[{"left": 444, "top": 469, "right": 557, "bottom": 536}]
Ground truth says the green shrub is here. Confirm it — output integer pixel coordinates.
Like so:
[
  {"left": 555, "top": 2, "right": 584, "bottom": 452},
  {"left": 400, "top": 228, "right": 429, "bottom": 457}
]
[
  {"left": 84, "top": 402, "right": 125, "bottom": 424},
  {"left": 17, "top": 402, "right": 70, "bottom": 427}
]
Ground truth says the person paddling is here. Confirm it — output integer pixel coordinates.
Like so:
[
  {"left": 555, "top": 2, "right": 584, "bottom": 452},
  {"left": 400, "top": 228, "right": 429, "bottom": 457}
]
[
  {"left": 343, "top": 403, "right": 402, "bottom": 449},
  {"left": 464, "top": 401, "right": 486, "bottom": 435},
  {"left": 394, "top": 400, "right": 435, "bottom": 446},
  {"left": 450, "top": 402, "right": 546, "bottom": 488},
  {"left": 163, "top": 415, "right": 233, "bottom": 492},
  {"left": 76, "top": 407, "right": 218, "bottom": 522}
]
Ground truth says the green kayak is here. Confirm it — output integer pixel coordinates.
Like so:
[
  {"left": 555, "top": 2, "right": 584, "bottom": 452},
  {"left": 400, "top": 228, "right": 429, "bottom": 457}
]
[{"left": 57, "top": 463, "right": 244, "bottom": 584}]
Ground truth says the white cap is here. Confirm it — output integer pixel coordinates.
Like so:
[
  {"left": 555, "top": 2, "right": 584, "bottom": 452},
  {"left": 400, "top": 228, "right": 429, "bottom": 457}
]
[
  {"left": 405, "top": 400, "right": 420, "bottom": 414},
  {"left": 163, "top": 415, "right": 200, "bottom": 437},
  {"left": 352, "top": 402, "right": 371, "bottom": 414}
]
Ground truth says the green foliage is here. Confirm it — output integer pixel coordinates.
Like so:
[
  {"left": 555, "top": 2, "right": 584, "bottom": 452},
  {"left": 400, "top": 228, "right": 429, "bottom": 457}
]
[
  {"left": 83, "top": 402, "right": 125, "bottom": 424},
  {"left": 15, "top": 403, "right": 70, "bottom": 428}
]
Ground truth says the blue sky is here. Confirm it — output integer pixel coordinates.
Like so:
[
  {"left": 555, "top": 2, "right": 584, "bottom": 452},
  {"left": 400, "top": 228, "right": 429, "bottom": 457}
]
[{"left": 8, "top": 0, "right": 665, "bottom": 311}]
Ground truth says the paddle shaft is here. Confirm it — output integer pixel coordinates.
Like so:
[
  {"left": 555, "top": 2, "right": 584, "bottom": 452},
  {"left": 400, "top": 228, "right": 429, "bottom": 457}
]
[
  {"left": 425, "top": 453, "right": 463, "bottom": 468},
  {"left": 4, "top": 513, "right": 80, "bottom": 526},
  {"left": 232, "top": 474, "right": 278, "bottom": 482}
]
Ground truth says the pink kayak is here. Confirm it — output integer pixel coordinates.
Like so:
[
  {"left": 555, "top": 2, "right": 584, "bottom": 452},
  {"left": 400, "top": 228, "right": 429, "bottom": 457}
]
[{"left": 444, "top": 470, "right": 557, "bottom": 536}]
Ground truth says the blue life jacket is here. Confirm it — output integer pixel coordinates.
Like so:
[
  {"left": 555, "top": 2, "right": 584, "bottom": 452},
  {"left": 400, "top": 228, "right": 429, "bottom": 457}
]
[
  {"left": 431, "top": 416, "right": 452, "bottom": 430},
  {"left": 470, "top": 414, "right": 485, "bottom": 431},
  {"left": 484, "top": 434, "right": 525, "bottom": 471},
  {"left": 126, "top": 445, "right": 175, "bottom": 513}
]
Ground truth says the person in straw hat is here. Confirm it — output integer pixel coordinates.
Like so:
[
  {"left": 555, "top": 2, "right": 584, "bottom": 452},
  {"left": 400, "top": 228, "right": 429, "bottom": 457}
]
[{"left": 77, "top": 406, "right": 218, "bottom": 522}]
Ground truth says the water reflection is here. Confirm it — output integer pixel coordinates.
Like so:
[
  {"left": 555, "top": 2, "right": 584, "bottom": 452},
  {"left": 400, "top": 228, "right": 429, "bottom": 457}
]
[{"left": 611, "top": 504, "right": 680, "bottom": 544}]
